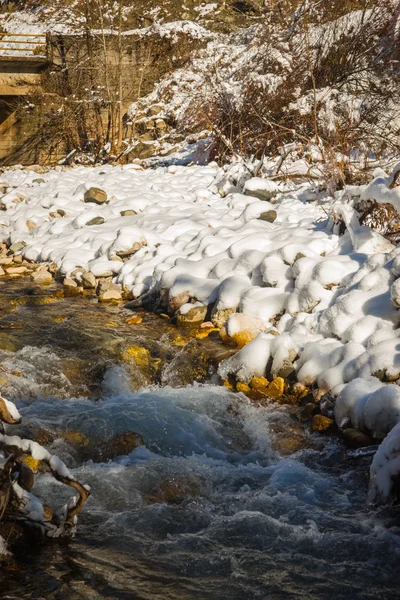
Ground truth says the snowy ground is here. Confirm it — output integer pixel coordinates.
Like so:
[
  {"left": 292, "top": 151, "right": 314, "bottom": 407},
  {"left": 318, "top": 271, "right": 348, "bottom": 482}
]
[{"left": 2, "top": 160, "right": 400, "bottom": 501}]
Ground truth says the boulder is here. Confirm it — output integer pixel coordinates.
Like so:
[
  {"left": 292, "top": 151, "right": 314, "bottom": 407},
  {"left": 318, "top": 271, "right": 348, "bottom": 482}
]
[{"left": 83, "top": 187, "right": 108, "bottom": 204}]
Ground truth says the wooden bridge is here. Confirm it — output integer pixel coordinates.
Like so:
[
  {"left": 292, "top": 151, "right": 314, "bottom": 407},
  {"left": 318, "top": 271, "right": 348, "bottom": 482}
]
[{"left": 0, "top": 32, "right": 48, "bottom": 162}]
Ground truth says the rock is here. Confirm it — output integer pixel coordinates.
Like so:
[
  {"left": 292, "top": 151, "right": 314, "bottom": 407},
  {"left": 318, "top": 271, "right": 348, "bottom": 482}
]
[
  {"left": 86, "top": 216, "right": 105, "bottom": 226},
  {"left": 99, "top": 289, "right": 122, "bottom": 302},
  {"left": 116, "top": 242, "right": 142, "bottom": 257},
  {"left": 31, "top": 270, "right": 53, "bottom": 285},
  {"left": 168, "top": 291, "right": 190, "bottom": 314},
  {"left": 250, "top": 376, "right": 270, "bottom": 391},
  {"left": 155, "top": 119, "right": 168, "bottom": 131},
  {"left": 342, "top": 428, "right": 373, "bottom": 448},
  {"left": 33, "top": 178, "right": 45, "bottom": 184},
  {"left": 220, "top": 314, "right": 266, "bottom": 349},
  {"left": 83, "top": 187, "right": 108, "bottom": 204},
  {"left": 96, "top": 279, "right": 121, "bottom": 295},
  {"left": 177, "top": 303, "right": 207, "bottom": 326},
  {"left": 81, "top": 272, "right": 96, "bottom": 289},
  {"left": 244, "top": 177, "right": 279, "bottom": 201},
  {"left": 147, "top": 475, "right": 201, "bottom": 505},
  {"left": 276, "top": 358, "right": 295, "bottom": 380},
  {"left": 13, "top": 255, "right": 23, "bottom": 264},
  {"left": 258, "top": 210, "right": 277, "bottom": 223},
  {"left": 312, "top": 415, "right": 334, "bottom": 432},
  {"left": 26, "top": 220, "right": 37, "bottom": 232},
  {"left": 265, "top": 377, "right": 285, "bottom": 399},
  {"left": 120, "top": 210, "right": 137, "bottom": 216},
  {"left": 5, "top": 266, "right": 27, "bottom": 275},
  {"left": 222, "top": 379, "right": 234, "bottom": 390},
  {"left": 9, "top": 241, "right": 26, "bottom": 253},
  {"left": 236, "top": 382, "right": 251, "bottom": 393},
  {"left": 298, "top": 403, "right": 316, "bottom": 422},
  {"left": 131, "top": 141, "right": 157, "bottom": 160},
  {"left": 148, "top": 105, "right": 163, "bottom": 116},
  {"left": 211, "top": 307, "right": 236, "bottom": 328},
  {"left": 121, "top": 345, "right": 150, "bottom": 367},
  {"left": 89, "top": 432, "right": 144, "bottom": 462},
  {"left": 126, "top": 315, "right": 143, "bottom": 325},
  {"left": 0, "top": 267, "right": 4, "bottom": 276},
  {"left": 0, "top": 257, "right": 12, "bottom": 265},
  {"left": 64, "top": 278, "right": 78, "bottom": 289},
  {"left": 160, "top": 339, "right": 210, "bottom": 387}
]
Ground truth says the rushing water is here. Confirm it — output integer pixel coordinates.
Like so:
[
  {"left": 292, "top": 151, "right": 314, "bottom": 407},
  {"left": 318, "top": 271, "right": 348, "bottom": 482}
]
[{"left": 0, "top": 279, "right": 399, "bottom": 599}]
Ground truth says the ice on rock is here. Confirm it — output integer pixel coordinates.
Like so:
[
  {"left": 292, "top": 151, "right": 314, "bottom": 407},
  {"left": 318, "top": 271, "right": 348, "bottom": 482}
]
[
  {"left": 335, "top": 377, "right": 385, "bottom": 429},
  {"left": 335, "top": 379, "right": 400, "bottom": 438},
  {"left": 368, "top": 421, "right": 400, "bottom": 504}
]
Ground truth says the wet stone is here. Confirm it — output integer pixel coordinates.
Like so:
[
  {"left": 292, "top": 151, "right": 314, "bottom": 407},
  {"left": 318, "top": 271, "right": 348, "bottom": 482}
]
[{"left": 342, "top": 428, "right": 373, "bottom": 448}]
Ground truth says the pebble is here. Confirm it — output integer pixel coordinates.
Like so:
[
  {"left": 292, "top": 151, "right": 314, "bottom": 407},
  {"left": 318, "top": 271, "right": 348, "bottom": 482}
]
[{"left": 312, "top": 414, "right": 334, "bottom": 431}]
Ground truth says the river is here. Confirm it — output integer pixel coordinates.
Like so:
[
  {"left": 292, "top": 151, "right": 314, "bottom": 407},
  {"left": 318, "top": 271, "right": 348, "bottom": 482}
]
[{"left": 0, "top": 277, "right": 399, "bottom": 600}]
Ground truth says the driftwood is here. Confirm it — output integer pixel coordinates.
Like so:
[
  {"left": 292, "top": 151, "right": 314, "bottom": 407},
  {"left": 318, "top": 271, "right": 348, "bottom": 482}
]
[{"left": 0, "top": 395, "right": 90, "bottom": 551}]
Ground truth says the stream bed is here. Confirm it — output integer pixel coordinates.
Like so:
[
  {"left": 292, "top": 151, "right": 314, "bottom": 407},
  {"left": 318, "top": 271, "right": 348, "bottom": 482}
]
[{"left": 0, "top": 278, "right": 399, "bottom": 599}]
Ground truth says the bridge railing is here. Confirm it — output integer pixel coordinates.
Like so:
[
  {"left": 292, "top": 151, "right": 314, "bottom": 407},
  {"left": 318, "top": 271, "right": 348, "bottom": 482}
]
[{"left": 0, "top": 32, "right": 47, "bottom": 57}]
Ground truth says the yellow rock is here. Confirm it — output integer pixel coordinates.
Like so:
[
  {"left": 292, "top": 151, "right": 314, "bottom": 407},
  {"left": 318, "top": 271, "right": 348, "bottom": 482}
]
[
  {"left": 172, "top": 334, "right": 187, "bottom": 347},
  {"left": 236, "top": 382, "right": 251, "bottom": 393},
  {"left": 63, "top": 429, "right": 89, "bottom": 447},
  {"left": 22, "top": 455, "right": 40, "bottom": 472},
  {"left": 126, "top": 315, "right": 143, "bottom": 325},
  {"left": 54, "top": 316, "right": 66, "bottom": 323},
  {"left": 265, "top": 377, "right": 285, "bottom": 399},
  {"left": 250, "top": 376, "right": 269, "bottom": 391},
  {"left": 34, "top": 296, "right": 58, "bottom": 305},
  {"left": 122, "top": 345, "right": 150, "bottom": 366},
  {"left": 195, "top": 327, "right": 219, "bottom": 339},
  {"left": 231, "top": 330, "right": 258, "bottom": 349},
  {"left": 312, "top": 415, "right": 334, "bottom": 432},
  {"left": 222, "top": 379, "right": 233, "bottom": 390}
]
